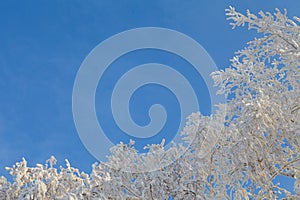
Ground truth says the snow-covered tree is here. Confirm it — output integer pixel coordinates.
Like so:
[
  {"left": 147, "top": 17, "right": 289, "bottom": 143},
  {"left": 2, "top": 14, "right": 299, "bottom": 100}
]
[{"left": 0, "top": 7, "right": 299, "bottom": 199}]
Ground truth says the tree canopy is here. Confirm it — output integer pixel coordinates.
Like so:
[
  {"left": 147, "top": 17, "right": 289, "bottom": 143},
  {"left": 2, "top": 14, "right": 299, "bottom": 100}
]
[{"left": 1, "top": 7, "right": 299, "bottom": 199}]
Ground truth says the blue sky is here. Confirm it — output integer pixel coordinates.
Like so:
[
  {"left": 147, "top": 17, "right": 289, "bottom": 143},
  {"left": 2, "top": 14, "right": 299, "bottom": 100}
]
[{"left": 0, "top": 0, "right": 299, "bottom": 191}]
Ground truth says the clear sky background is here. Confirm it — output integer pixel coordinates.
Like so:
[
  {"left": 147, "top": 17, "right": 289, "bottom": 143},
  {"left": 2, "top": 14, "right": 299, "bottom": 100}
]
[{"left": 0, "top": 0, "right": 299, "bottom": 192}]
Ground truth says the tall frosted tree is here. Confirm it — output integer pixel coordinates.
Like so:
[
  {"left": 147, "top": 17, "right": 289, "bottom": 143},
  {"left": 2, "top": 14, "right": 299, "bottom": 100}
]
[{"left": 0, "top": 7, "right": 299, "bottom": 200}]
